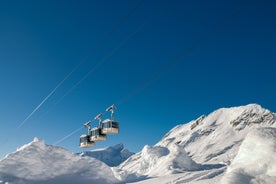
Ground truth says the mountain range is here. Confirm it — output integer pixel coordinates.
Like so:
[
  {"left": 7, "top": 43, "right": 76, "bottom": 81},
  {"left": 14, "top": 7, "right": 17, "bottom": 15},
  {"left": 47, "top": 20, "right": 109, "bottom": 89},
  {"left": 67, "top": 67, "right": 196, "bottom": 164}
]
[{"left": 0, "top": 104, "right": 275, "bottom": 184}]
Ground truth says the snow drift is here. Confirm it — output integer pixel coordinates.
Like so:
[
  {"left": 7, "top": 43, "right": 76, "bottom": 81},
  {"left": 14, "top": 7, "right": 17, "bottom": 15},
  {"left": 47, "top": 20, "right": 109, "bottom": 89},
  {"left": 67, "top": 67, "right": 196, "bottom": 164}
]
[
  {"left": 79, "top": 143, "right": 134, "bottom": 166},
  {"left": 0, "top": 138, "right": 117, "bottom": 184},
  {"left": 114, "top": 143, "right": 200, "bottom": 181},
  {"left": 221, "top": 127, "right": 276, "bottom": 184}
]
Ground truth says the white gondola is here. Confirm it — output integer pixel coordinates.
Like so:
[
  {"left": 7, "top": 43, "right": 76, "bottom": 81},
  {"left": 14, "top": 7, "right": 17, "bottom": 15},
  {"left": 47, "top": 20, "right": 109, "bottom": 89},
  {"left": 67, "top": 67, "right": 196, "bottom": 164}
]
[
  {"left": 101, "top": 119, "right": 119, "bottom": 134},
  {"left": 91, "top": 127, "right": 107, "bottom": 141},
  {"left": 101, "top": 104, "right": 119, "bottom": 134},
  {"left": 79, "top": 121, "right": 95, "bottom": 148},
  {"left": 79, "top": 104, "right": 120, "bottom": 147},
  {"left": 79, "top": 134, "right": 95, "bottom": 148},
  {"left": 91, "top": 113, "right": 107, "bottom": 141}
]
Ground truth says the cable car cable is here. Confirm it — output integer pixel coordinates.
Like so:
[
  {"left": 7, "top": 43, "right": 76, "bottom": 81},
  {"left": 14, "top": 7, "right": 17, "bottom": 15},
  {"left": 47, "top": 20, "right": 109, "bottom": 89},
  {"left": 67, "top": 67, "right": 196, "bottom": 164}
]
[
  {"left": 53, "top": 126, "right": 84, "bottom": 145},
  {"left": 53, "top": 0, "right": 252, "bottom": 147},
  {"left": 53, "top": 107, "right": 109, "bottom": 145},
  {"left": 40, "top": 22, "right": 146, "bottom": 119},
  {"left": 17, "top": 0, "right": 145, "bottom": 129}
]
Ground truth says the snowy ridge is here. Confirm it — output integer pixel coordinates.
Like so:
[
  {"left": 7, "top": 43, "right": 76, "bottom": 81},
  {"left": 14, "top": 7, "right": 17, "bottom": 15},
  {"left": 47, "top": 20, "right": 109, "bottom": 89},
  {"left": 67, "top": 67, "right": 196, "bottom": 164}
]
[
  {"left": 157, "top": 104, "right": 275, "bottom": 164},
  {"left": 15, "top": 137, "right": 41, "bottom": 152},
  {"left": 79, "top": 143, "right": 134, "bottom": 166},
  {"left": 0, "top": 138, "right": 117, "bottom": 184},
  {"left": 230, "top": 104, "right": 275, "bottom": 130}
]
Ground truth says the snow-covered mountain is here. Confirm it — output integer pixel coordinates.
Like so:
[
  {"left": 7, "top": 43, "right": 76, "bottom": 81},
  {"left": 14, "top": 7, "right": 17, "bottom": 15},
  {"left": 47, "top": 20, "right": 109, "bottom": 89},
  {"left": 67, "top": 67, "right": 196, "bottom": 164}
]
[
  {"left": 157, "top": 104, "right": 275, "bottom": 165},
  {"left": 79, "top": 143, "right": 134, "bottom": 166},
  {"left": 0, "top": 138, "right": 118, "bottom": 184},
  {"left": 113, "top": 104, "right": 276, "bottom": 183},
  {"left": 131, "top": 127, "right": 276, "bottom": 184},
  {"left": 1, "top": 104, "right": 275, "bottom": 184}
]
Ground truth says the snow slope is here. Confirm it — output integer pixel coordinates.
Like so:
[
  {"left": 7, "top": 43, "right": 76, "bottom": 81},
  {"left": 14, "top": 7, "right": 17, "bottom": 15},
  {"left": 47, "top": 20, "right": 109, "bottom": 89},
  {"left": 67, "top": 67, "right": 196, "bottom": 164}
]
[
  {"left": 132, "top": 168, "right": 225, "bottom": 184},
  {"left": 113, "top": 143, "right": 200, "bottom": 182},
  {"left": 157, "top": 104, "right": 275, "bottom": 165},
  {"left": 0, "top": 138, "right": 117, "bottom": 184},
  {"left": 79, "top": 143, "right": 134, "bottom": 166},
  {"left": 134, "top": 128, "right": 276, "bottom": 184},
  {"left": 221, "top": 127, "right": 276, "bottom": 184},
  {"left": 114, "top": 104, "right": 276, "bottom": 183}
]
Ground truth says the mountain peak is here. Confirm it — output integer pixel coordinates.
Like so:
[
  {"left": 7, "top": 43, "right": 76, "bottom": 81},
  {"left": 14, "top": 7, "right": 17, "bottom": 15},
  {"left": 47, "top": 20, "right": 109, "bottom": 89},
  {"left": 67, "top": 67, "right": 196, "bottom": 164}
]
[
  {"left": 229, "top": 104, "right": 275, "bottom": 130},
  {"left": 15, "top": 137, "right": 45, "bottom": 153},
  {"left": 33, "top": 137, "right": 40, "bottom": 142},
  {"left": 157, "top": 104, "right": 276, "bottom": 164},
  {"left": 235, "top": 103, "right": 270, "bottom": 114},
  {"left": 111, "top": 143, "right": 124, "bottom": 150}
]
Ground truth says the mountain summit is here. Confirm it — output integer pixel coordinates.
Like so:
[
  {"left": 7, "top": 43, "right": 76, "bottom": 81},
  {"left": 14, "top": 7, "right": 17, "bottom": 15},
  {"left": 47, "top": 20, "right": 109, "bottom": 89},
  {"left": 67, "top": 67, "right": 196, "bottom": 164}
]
[{"left": 157, "top": 104, "right": 275, "bottom": 164}]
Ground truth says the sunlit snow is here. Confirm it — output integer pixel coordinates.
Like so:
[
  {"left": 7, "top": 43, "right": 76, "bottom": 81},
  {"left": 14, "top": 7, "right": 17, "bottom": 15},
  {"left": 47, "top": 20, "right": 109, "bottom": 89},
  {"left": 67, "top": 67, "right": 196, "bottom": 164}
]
[{"left": 0, "top": 104, "right": 275, "bottom": 184}]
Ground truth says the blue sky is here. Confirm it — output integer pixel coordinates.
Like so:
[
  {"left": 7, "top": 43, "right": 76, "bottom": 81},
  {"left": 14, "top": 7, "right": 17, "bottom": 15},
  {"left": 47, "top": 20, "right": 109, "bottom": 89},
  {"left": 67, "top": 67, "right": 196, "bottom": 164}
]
[{"left": 1, "top": 0, "right": 276, "bottom": 158}]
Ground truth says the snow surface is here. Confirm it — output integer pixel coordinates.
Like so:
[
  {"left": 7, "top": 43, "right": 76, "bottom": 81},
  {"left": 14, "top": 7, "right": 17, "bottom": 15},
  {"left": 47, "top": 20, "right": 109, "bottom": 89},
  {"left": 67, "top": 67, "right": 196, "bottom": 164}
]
[
  {"left": 79, "top": 143, "right": 134, "bottom": 166},
  {"left": 157, "top": 104, "right": 276, "bottom": 165},
  {"left": 221, "top": 127, "right": 276, "bottom": 184},
  {"left": 113, "top": 104, "right": 276, "bottom": 183},
  {"left": 131, "top": 168, "right": 225, "bottom": 184},
  {"left": 0, "top": 138, "right": 117, "bottom": 184},
  {"left": 113, "top": 143, "right": 200, "bottom": 182},
  {"left": 1, "top": 104, "right": 276, "bottom": 184}
]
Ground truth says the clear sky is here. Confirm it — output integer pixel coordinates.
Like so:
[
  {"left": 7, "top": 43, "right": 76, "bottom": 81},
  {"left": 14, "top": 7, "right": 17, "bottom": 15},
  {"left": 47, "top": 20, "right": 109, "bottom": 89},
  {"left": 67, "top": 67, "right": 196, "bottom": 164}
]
[{"left": 1, "top": 0, "right": 276, "bottom": 159}]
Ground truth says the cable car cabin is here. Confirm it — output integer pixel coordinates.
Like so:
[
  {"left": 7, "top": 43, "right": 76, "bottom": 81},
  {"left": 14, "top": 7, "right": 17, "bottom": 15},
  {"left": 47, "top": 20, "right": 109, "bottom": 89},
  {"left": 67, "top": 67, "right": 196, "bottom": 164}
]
[
  {"left": 101, "top": 119, "right": 119, "bottom": 134},
  {"left": 79, "top": 134, "right": 95, "bottom": 148},
  {"left": 91, "top": 127, "right": 106, "bottom": 142}
]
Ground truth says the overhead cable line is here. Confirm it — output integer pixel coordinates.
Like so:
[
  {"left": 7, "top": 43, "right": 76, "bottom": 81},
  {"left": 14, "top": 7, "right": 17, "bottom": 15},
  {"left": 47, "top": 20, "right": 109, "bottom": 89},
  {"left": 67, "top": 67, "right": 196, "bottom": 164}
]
[
  {"left": 53, "top": 126, "right": 84, "bottom": 146},
  {"left": 53, "top": 106, "right": 110, "bottom": 145},
  {"left": 42, "top": 22, "right": 146, "bottom": 118},
  {"left": 18, "top": 0, "right": 145, "bottom": 129},
  {"left": 52, "top": 0, "right": 251, "bottom": 146}
]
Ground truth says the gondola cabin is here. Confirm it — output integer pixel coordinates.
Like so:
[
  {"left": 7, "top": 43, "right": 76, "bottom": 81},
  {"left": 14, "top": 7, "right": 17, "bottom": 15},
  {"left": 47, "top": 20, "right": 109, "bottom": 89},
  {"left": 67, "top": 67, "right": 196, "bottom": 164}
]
[
  {"left": 101, "top": 119, "right": 119, "bottom": 134},
  {"left": 91, "top": 127, "right": 107, "bottom": 142},
  {"left": 79, "top": 134, "right": 94, "bottom": 148}
]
